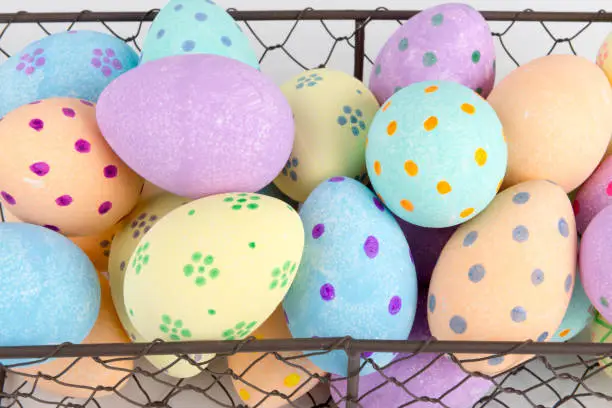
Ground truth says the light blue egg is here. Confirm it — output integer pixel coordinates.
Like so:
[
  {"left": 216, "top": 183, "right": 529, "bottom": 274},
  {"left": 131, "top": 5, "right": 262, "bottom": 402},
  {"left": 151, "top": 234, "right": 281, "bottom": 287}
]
[
  {"left": 0, "top": 30, "right": 139, "bottom": 117},
  {"left": 283, "top": 177, "right": 418, "bottom": 376},
  {"left": 550, "top": 272, "right": 593, "bottom": 342},
  {"left": 0, "top": 223, "right": 100, "bottom": 364},
  {"left": 366, "top": 80, "right": 507, "bottom": 228},
  {"left": 141, "top": 0, "right": 259, "bottom": 69}
]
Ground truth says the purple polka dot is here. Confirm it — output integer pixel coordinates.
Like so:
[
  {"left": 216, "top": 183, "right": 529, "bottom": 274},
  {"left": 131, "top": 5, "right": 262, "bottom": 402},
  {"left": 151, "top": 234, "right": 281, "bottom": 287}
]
[
  {"left": 130, "top": 220, "right": 138, "bottom": 229},
  {"left": 55, "top": 195, "right": 73, "bottom": 207},
  {"left": 105, "top": 48, "right": 116, "bottom": 57},
  {"left": 75, "top": 139, "right": 91, "bottom": 153},
  {"left": 35, "top": 57, "right": 45, "bottom": 67},
  {"left": 25, "top": 56, "right": 34, "bottom": 63},
  {"left": 34, "top": 48, "right": 44, "bottom": 56},
  {"left": 98, "top": 201, "right": 112, "bottom": 215},
  {"left": 329, "top": 176, "right": 345, "bottom": 182},
  {"left": 1, "top": 191, "right": 16, "bottom": 205},
  {"left": 363, "top": 236, "right": 379, "bottom": 258},
  {"left": 93, "top": 49, "right": 103, "bottom": 56},
  {"left": 361, "top": 352, "right": 373, "bottom": 359},
  {"left": 16, "top": 62, "right": 25, "bottom": 71},
  {"left": 68, "top": 30, "right": 78, "bottom": 34},
  {"left": 91, "top": 58, "right": 102, "bottom": 68},
  {"left": 29, "top": 119, "right": 44, "bottom": 131},
  {"left": 25, "top": 66, "right": 35, "bottom": 75},
  {"left": 138, "top": 221, "right": 146, "bottom": 228},
  {"left": 138, "top": 213, "right": 147, "bottom": 220},
  {"left": 133, "top": 230, "right": 140, "bottom": 239},
  {"left": 312, "top": 223, "right": 325, "bottom": 239},
  {"left": 120, "top": 261, "right": 126, "bottom": 271},
  {"left": 29, "top": 162, "right": 50, "bottom": 176},
  {"left": 44, "top": 224, "right": 60, "bottom": 232},
  {"left": 320, "top": 283, "right": 335, "bottom": 301},
  {"left": 80, "top": 100, "right": 94, "bottom": 107},
  {"left": 284, "top": 309, "right": 289, "bottom": 325},
  {"left": 104, "top": 165, "right": 118, "bottom": 178},
  {"left": 20, "top": 53, "right": 30, "bottom": 61},
  {"left": 388, "top": 296, "right": 402, "bottom": 315},
  {"left": 101, "top": 66, "right": 112, "bottom": 77},
  {"left": 112, "top": 59, "right": 123, "bottom": 70},
  {"left": 103, "top": 57, "right": 110, "bottom": 64},
  {"left": 144, "top": 226, "right": 151, "bottom": 233},
  {"left": 62, "top": 108, "right": 76, "bottom": 118},
  {"left": 373, "top": 196, "right": 384, "bottom": 211},
  {"left": 29, "top": 101, "right": 41, "bottom": 105}
]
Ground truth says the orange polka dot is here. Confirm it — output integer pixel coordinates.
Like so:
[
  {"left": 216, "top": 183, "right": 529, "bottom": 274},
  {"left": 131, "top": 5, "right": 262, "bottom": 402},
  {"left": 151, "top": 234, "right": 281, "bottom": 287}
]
[
  {"left": 425, "top": 85, "right": 438, "bottom": 93},
  {"left": 387, "top": 121, "right": 397, "bottom": 136},
  {"left": 424, "top": 116, "right": 438, "bottom": 131},
  {"left": 474, "top": 148, "right": 487, "bottom": 166},
  {"left": 404, "top": 160, "right": 418, "bottom": 176},
  {"left": 284, "top": 373, "right": 301, "bottom": 387},
  {"left": 400, "top": 199, "right": 414, "bottom": 212},
  {"left": 460, "top": 208, "right": 475, "bottom": 218},
  {"left": 382, "top": 101, "right": 391, "bottom": 112},
  {"left": 559, "top": 329, "right": 571, "bottom": 338},
  {"left": 373, "top": 161, "right": 382, "bottom": 176},
  {"left": 437, "top": 181, "right": 451, "bottom": 195},
  {"left": 239, "top": 389, "right": 251, "bottom": 401},
  {"left": 461, "top": 103, "right": 476, "bottom": 114},
  {"left": 377, "top": 193, "right": 385, "bottom": 204}
]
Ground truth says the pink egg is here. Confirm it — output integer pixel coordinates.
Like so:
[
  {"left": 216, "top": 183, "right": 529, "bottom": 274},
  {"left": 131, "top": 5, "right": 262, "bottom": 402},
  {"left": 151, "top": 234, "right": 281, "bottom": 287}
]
[{"left": 574, "top": 156, "right": 612, "bottom": 234}]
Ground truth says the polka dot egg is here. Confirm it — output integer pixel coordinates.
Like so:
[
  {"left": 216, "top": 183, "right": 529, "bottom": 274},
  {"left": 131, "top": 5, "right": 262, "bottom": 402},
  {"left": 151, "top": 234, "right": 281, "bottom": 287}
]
[
  {"left": 140, "top": 0, "right": 258, "bottom": 69},
  {"left": 366, "top": 80, "right": 507, "bottom": 228},
  {"left": 283, "top": 177, "right": 417, "bottom": 376},
  {"left": 550, "top": 271, "right": 593, "bottom": 342},
  {"left": 428, "top": 180, "right": 577, "bottom": 375},
  {"left": 0, "top": 98, "right": 143, "bottom": 236},
  {"left": 0, "top": 30, "right": 138, "bottom": 118}
]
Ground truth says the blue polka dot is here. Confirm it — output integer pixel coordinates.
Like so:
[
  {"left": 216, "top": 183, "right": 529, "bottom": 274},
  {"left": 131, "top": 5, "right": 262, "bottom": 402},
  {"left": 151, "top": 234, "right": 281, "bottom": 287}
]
[
  {"left": 511, "top": 306, "right": 527, "bottom": 323},
  {"left": 375, "top": 65, "right": 381, "bottom": 76},
  {"left": 428, "top": 294, "right": 436, "bottom": 313},
  {"left": 292, "top": 158, "right": 298, "bottom": 167},
  {"left": 355, "top": 109, "right": 363, "bottom": 117},
  {"left": 565, "top": 274, "right": 572, "bottom": 293},
  {"left": 282, "top": 168, "right": 287, "bottom": 176},
  {"left": 531, "top": 269, "right": 544, "bottom": 286},
  {"left": 350, "top": 115, "right": 358, "bottom": 124},
  {"left": 290, "top": 171, "right": 297, "bottom": 181},
  {"left": 512, "top": 192, "right": 530, "bottom": 204},
  {"left": 337, "top": 116, "right": 347, "bottom": 126},
  {"left": 310, "top": 73, "right": 318, "bottom": 77},
  {"left": 398, "top": 38, "right": 409, "bottom": 51},
  {"left": 298, "top": 76, "right": 306, "bottom": 82},
  {"left": 205, "top": 0, "right": 215, "bottom": 3},
  {"left": 512, "top": 225, "right": 529, "bottom": 243},
  {"left": 463, "top": 231, "right": 478, "bottom": 247},
  {"left": 307, "top": 82, "right": 316, "bottom": 87},
  {"left": 296, "top": 83, "right": 305, "bottom": 89},
  {"left": 351, "top": 127, "right": 359, "bottom": 136},
  {"left": 558, "top": 218, "right": 569, "bottom": 238},
  {"left": 194, "top": 12, "right": 208, "bottom": 21},
  {"left": 449, "top": 316, "right": 467, "bottom": 334},
  {"left": 359, "top": 121, "right": 367, "bottom": 130},
  {"left": 343, "top": 106, "right": 352, "bottom": 114},
  {"left": 356, "top": 89, "right": 362, "bottom": 94},
  {"left": 488, "top": 356, "right": 504, "bottom": 366},
  {"left": 156, "top": 29, "right": 166, "bottom": 39},
  {"left": 182, "top": 40, "right": 196, "bottom": 52},
  {"left": 468, "top": 264, "right": 485, "bottom": 283},
  {"left": 537, "top": 332, "right": 548, "bottom": 342},
  {"left": 174, "top": 4, "right": 183, "bottom": 11},
  {"left": 221, "top": 36, "right": 232, "bottom": 47}
]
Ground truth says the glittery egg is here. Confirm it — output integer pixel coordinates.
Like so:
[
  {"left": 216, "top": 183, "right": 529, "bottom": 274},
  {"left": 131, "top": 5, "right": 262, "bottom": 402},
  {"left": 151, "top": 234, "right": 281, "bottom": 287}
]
[
  {"left": 590, "top": 312, "right": 612, "bottom": 377},
  {"left": 0, "top": 30, "right": 138, "bottom": 117},
  {"left": 428, "top": 180, "right": 577, "bottom": 375},
  {"left": 488, "top": 55, "right": 612, "bottom": 193},
  {"left": 274, "top": 69, "right": 379, "bottom": 202},
  {"left": 0, "top": 223, "right": 100, "bottom": 364},
  {"left": 141, "top": 0, "right": 258, "bottom": 69},
  {"left": 228, "top": 307, "right": 326, "bottom": 408},
  {"left": 573, "top": 156, "right": 612, "bottom": 234},
  {"left": 96, "top": 54, "right": 294, "bottom": 199},
  {"left": 366, "top": 80, "right": 507, "bottom": 228},
  {"left": 370, "top": 3, "right": 495, "bottom": 105},
  {"left": 550, "top": 272, "right": 593, "bottom": 342},
  {"left": 284, "top": 177, "right": 418, "bottom": 376}
]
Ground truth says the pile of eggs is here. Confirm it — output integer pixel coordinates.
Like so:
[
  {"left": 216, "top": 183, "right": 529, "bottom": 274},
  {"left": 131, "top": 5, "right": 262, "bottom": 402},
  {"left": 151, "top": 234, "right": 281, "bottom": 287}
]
[{"left": 1, "top": 0, "right": 612, "bottom": 406}]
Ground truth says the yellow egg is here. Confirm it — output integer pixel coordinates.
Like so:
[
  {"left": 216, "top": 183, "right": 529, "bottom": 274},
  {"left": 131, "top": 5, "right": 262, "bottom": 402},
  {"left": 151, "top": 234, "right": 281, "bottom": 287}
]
[
  {"left": 274, "top": 69, "right": 379, "bottom": 202},
  {"left": 228, "top": 307, "right": 326, "bottom": 408},
  {"left": 590, "top": 312, "right": 612, "bottom": 377}
]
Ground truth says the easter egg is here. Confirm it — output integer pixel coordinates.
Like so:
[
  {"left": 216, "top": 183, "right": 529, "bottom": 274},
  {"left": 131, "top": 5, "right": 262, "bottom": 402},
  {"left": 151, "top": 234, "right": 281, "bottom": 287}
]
[
  {"left": 228, "top": 307, "right": 326, "bottom": 408},
  {"left": 20, "top": 272, "right": 133, "bottom": 398},
  {"left": 574, "top": 156, "right": 612, "bottom": 234},
  {"left": 550, "top": 272, "right": 593, "bottom": 342},
  {"left": 428, "top": 180, "right": 577, "bottom": 375},
  {"left": 369, "top": 3, "right": 495, "bottom": 104},
  {"left": 284, "top": 177, "right": 418, "bottom": 376},
  {"left": 0, "top": 223, "right": 100, "bottom": 364},
  {"left": 0, "top": 98, "right": 143, "bottom": 236},
  {"left": 274, "top": 69, "right": 379, "bottom": 202},
  {"left": 488, "top": 55, "right": 612, "bottom": 193},
  {"left": 590, "top": 312, "right": 612, "bottom": 377},
  {"left": 597, "top": 31, "right": 612, "bottom": 86},
  {"left": 141, "top": 0, "right": 258, "bottom": 69},
  {"left": 97, "top": 54, "right": 294, "bottom": 199},
  {"left": 0, "top": 30, "right": 138, "bottom": 118},
  {"left": 123, "top": 193, "right": 304, "bottom": 346},
  {"left": 366, "top": 80, "right": 507, "bottom": 228}
]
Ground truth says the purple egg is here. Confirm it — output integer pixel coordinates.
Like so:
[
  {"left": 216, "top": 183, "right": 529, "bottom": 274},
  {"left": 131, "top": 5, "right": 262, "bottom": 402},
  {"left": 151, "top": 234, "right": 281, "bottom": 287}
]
[
  {"left": 409, "top": 290, "right": 432, "bottom": 341},
  {"left": 574, "top": 156, "right": 612, "bottom": 234},
  {"left": 369, "top": 3, "right": 495, "bottom": 104},
  {"left": 96, "top": 54, "right": 294, "bottom": 199}
]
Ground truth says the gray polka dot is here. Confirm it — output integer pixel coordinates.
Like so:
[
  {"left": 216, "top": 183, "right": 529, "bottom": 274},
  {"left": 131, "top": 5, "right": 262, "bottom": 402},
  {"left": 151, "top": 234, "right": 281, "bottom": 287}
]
[
  {"left": 463, "top": 231, "right": 478, "bottom": 247},
  {"left": 512, "top": 192, "right": 530, "bottom": 204},
  {"left": 182, "top": 40, "right": 196, "bottom": 52},
  {"left": 488, "top": 356, "right": 504, "bottom": 366},
  {"left": 468, "top": 264, "right": 486, "bottom": 283},
  {"left": 531, "top": 269, "right": 544, "bottom": 286},
  {"left": 537, "top": 332, "right": 548, "bottom": 342},
  {"left": 449, "top": 316, "right": 467, "bottom": 334},
  {"left": 511, "top": 306, "right": 527, "bottom": 323},
  {"left": 512, "top": 225, "right": 529, "bottom": 243},
  {"left": 565, "top": 274, "right": 572, "bottom": 293},
  {"left": 428, "top": 294, "right": 436, "bottom": 313},
  {"left": 558, "top": 218, "right": 569, "bottom": 238}
]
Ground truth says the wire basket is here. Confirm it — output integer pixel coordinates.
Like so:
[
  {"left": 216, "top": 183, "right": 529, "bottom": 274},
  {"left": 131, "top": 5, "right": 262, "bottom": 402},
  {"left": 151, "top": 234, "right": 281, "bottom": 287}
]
[{"left": 0, "top": 7, "right": 612, "bottom": 408}]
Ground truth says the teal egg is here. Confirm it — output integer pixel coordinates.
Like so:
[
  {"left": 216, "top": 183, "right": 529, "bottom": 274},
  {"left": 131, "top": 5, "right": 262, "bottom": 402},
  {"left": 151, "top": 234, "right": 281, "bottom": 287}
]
[
  {"left": 551, "top": 272, "right": 593, "bottom": 342},
  {"left": 366, "top": 80, "right": 507, "bottom": 228},
  {"left": 141, "top": 0, "right": 259, "bottom": 69}
]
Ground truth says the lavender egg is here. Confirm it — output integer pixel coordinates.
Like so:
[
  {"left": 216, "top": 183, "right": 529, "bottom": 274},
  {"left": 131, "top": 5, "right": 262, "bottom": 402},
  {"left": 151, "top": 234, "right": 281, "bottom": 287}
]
[
  {"left": 369, "top": 3, "right": 495, "bottom": 104},
  {"left": 574, "top": 156, "right": 612, "bottom": 235}
]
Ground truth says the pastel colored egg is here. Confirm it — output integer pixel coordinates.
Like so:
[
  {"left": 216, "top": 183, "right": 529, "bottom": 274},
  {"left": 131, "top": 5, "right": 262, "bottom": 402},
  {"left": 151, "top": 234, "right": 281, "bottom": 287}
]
[
  {"left": 123, "top": 193, "right": 304, "bottom": 347},
  {"left": 228, "top": 307, "right": 326, "bottom": 408},
  {"left": 274, "top": 69, "right": 379, "bottom": 202},
  {"left": 597, "top": 31, "right": 612, "bottom": 86},
  {"left": 366, "top": 80, "right": 507, "bottom": 228},
  {"left": 550, "top": 272, "right": 593, "bottom": 342},
  {"left": 0, "top": 98, "right": 143, "bottom": 237},
  {"left": 0, "top": 30, "right": 138, "bottom": 117},
  {"left": 574, "top": 156, "right": 612, "bottom": 234},
  {"left": 590, "top": 312, "right": 612, "bottom": 377},
  {"left": 0, "top": 223, "right": 100, "bottom": 364},
  {"left": 488, "top": 55, "right": 612, "bottom": 193},
  {"left": 20, "top": 272, "right": 133, "bottom": 398},
  {"left": 96, "top": 54, "right": 294, "bottom": 199},
  {"left": 428, "top": 180, "right": 577, "bottom": 375},
  {"left": 370, "top": 3, "right": 495, "bottom": 104},
  {"left": 284, "top": 177, "right": 418, "bottom": 376}
]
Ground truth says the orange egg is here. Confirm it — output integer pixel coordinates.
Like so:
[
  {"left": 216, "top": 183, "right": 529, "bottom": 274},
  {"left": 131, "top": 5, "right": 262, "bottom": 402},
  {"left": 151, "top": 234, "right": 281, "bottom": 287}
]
[{"left": 0, "top": 98, "right": 143, "bottom": 236}]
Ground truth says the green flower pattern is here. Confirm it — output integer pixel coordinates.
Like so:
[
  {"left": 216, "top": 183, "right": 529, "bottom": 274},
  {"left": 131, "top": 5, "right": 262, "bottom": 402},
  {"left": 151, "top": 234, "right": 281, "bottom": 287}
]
[
  {"left": 183, "top": 252, "right": 220, "bottom": 287},
  {"left": 222, "top": 321, "right": 258, "bottom": 340},
  {"left": 223, "top": 193, "right": 261, "bottom": 211},
  {"left": 160, "top": 315, "right": 192, "bottom": 341},
  {"left": 132, "top": 242, "right": 150, "bottom": 275},
  {"left": 269, "top": 260, "right": 297, "bottom": 290}
]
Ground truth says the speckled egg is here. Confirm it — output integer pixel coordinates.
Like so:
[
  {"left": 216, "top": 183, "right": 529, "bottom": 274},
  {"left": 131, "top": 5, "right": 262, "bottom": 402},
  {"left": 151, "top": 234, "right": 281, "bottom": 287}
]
[
  {"left": 0, "top": 30, "right": 138, "bottom": 117},
  {"left": 366, "top": 80, "right": 507, "bottom": 228},
  {"left": 573, "top": 156, "right": 612, "bottom": 234},
  {"left": 141, "top": 0, "right": 258, "bottom": 69},
  {"left": 551, "top": 272, "right": 593, "bottom": 342},
  {"left": 488, "top": 55, "right": 612, "bottom": 193},
  {"left": 97, "top": 54, "right": 294, "bottom": 199},
  {"left": 597, "top": 31, "right": 612, "bottom": 86},
  {"left": 370, "top": 3, "right": 495, "bottom": 104},
  {"left": 0, "top": 98, "right": 143, "bottom": 236},
  {"left": 228, "top": 307, "right": 326, "bottom": 408},
  {"left": 590, "top": 312, "right": 612, "bottom": 377},
  {"left": 273, "top": 69, "right": 379, "bottom": 203},
  {"left": 428, "top": 180, "right": 577, "bottom": 375},
  {"left": 283, "top": 177, "right": 417, "bottom": 376},
  {"left": 0, "top": 223, "right": 100, "bottom": 364}
]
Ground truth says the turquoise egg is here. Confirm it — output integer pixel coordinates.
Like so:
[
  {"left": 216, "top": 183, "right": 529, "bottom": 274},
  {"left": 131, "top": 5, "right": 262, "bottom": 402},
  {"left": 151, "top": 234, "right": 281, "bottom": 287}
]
[
  {"left": 366, "top": 80, "right": 507, "bottom": 228},
  {"left": 0, "top": 223, "right": 100, "bottom": 364},
  {"left": 141, "top": 0, "right": 259, "bottom": 69},
  {"left": 551, "top": 272, "right": 593, "bottom": 342},
  {"left": 283, "top": 177, "right": 418, "bottom": 376},
  {"left": 0, "top": 30, "right": 139, "bottom": 117}
]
